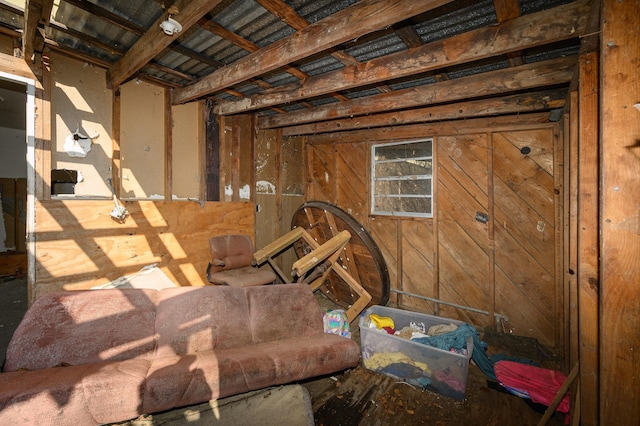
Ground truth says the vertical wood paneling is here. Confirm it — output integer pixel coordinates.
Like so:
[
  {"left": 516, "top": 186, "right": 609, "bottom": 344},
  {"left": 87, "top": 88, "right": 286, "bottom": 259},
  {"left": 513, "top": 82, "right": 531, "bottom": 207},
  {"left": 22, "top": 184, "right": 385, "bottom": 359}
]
[
  {"left": 237, "top": 115, "right": 253, "bottom": 202},
  {"left": 567, "top": 91, "right": 579, "bottom": 371},
  {"left": 280, "top": 135, "right": 305, "bottom": 271},
  {"left": 255, "top": 129, "right": 279, "bottom": 253},
  {"left": 437, "top": 134, "right": 490, "bottom": 326}
]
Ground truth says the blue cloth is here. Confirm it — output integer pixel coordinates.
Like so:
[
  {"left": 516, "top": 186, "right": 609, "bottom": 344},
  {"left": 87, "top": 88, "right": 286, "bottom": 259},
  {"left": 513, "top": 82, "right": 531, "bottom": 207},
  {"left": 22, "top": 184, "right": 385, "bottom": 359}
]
[{"left": 412, "top": 323, "right": 536, "bottom": 381}]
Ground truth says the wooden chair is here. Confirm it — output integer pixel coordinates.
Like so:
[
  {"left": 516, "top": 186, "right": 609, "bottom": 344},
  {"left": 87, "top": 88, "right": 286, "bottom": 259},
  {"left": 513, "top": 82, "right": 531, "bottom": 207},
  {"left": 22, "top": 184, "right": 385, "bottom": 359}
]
[{"left": 206, "top": 234, "right": 276, "bottom": 287}]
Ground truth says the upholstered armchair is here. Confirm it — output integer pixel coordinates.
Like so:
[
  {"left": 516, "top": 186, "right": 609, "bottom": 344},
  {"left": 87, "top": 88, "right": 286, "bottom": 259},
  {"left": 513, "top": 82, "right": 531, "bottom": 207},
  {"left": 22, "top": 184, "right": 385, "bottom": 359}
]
[{"left": 206, "top": 234, "right": 276, "bottom": 287}]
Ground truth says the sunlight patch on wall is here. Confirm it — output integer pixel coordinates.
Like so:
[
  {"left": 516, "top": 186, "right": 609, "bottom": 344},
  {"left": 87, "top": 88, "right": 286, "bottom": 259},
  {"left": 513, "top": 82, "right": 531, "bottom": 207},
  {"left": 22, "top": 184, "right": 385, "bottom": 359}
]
[
  {"left": 93, "top": 234, "right": 162, "bottom": 267},
  {"left": 37, "top": 239, "right": 99, "bottom": 276},
  {"left": 158, "top": 233, "right": 187, "bottom": 259}
]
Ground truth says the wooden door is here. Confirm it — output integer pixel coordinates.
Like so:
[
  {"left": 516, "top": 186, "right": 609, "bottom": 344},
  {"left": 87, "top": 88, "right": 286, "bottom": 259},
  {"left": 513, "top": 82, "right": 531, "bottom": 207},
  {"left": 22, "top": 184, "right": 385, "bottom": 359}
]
[
  {"left": 437, "top": 134, "right": 491, "bottom": 327},
  {"left": 492, "top": 128, "right": 559, "bottom": 349}
]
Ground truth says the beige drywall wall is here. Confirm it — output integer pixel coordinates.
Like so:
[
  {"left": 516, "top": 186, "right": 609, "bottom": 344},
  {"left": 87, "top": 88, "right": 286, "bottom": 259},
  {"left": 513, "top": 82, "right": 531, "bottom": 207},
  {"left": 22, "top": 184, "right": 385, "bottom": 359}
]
[
  {"left": 120, "top": 79, "right": 165, "bottom": 199},
  {"left": 51, "top": 52, "right": 112, "bottom": 197},
  {"left": 171, "top": 101, "right": 201, "bottom": 199}
]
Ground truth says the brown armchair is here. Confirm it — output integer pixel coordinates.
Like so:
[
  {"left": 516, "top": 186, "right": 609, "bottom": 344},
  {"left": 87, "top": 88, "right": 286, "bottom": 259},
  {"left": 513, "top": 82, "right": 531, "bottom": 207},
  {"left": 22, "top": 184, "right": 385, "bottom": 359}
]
[{"left": 206, "top": 234, "right": 276, "bottom": 287}]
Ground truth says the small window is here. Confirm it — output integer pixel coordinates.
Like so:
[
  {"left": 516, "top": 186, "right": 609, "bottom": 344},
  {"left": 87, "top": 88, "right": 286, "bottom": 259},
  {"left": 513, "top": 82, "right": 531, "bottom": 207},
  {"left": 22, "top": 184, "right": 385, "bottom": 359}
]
[{"left": 371, "top": 139, "right": 433, "bottom": 218}]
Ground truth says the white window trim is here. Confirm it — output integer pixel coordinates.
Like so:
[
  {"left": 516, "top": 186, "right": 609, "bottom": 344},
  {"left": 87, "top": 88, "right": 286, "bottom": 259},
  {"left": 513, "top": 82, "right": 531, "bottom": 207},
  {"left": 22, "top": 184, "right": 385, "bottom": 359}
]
[{"left": 371, "top": 138, "right": 434, "bottom": 218}]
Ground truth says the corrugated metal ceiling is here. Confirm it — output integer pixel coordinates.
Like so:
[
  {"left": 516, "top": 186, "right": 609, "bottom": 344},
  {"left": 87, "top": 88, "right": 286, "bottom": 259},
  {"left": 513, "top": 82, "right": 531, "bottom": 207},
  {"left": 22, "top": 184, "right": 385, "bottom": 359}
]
[{"left": 0, "top": 0, "right": 581, "bottom": 118}]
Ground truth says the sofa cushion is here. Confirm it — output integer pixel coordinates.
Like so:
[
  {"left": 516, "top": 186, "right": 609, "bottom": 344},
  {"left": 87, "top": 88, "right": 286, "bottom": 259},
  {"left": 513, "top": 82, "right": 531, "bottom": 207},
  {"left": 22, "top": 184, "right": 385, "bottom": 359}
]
[
  {"left": 141, "top": 350, "right": 260, "bottom": 414},
  {"left": 3, "top": 289, "right": 159, "bottom": 372},
  {"left": 0, "top": 358, "right": 150, "bottom": 425},
  {"left": 241, "top": 334, "right": 361, "bottom": 387},
  {"left": 141, "top": 334, "right": 360, "bottom": 415},
  {"left": 154, "top": 286, "right": 253, "bottom": 357},
  {"left": 245, "top": 284, "right": 324, "bottom": 344}
]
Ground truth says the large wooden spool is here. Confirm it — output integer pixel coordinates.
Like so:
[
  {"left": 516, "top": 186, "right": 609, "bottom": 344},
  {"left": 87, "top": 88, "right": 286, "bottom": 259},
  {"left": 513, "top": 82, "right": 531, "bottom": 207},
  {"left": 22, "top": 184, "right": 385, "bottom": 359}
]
[{"left": 291, "top": 201, "right": 390, "bottom": 310}]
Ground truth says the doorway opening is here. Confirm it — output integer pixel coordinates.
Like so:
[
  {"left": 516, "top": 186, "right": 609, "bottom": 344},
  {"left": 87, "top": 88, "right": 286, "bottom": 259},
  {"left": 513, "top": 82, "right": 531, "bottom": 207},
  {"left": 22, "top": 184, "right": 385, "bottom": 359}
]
[{"left": 0, "top": 72, "right": 35, "bottom": 283}]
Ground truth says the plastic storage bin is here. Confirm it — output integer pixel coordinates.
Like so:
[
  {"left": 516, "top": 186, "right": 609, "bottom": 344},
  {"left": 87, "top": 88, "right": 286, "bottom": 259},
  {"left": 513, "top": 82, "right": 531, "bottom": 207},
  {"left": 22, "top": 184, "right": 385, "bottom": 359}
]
[{"left": 359, "top": 305, "right": 474, "bottom": 400}]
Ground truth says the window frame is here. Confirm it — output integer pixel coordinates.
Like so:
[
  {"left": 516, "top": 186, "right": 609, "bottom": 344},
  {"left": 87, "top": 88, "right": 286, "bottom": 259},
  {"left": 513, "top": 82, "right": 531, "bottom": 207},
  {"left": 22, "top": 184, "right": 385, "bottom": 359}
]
[{"left": 370, "top": 138, "right": 434, "bottom": 218}]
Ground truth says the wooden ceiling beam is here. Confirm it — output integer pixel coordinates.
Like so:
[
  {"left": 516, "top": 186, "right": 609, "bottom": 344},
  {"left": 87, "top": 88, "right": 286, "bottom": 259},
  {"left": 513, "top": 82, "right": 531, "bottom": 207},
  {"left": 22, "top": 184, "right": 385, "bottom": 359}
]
[
  {"left": 107, "top": 0, "right": 225, "bottom": 89},
  {"left": 23, "top": 0, "right": 54, "bottom": 61},
  {"left": 258, "top": 55, "right": 577, "bottom": 128},
  {"left": 255, "top": 0, "right": 360, "bottom": 67},
  {"left": 255, "top": 0, "right": 383, "bottom": 97},
  {"left": 493, "top": 0, "right": 524, "bottom": 66},
  {"left": 279, "top": 90, "right": 567, "bottom": 136},
  {"left": 47, "top": 20, "right": 195, "bottom": 83},
  {"left": 217, "top": 0, "right": 590, "bottom": 116},
  {"left": 62, "top": 0, "right": 225, "bottom": 71},
  {"left": 198, "top": 14, "right": 347, "bottom": 105},
  {"left": 173, "top": 0, "right": 455, "bottom": 104}
]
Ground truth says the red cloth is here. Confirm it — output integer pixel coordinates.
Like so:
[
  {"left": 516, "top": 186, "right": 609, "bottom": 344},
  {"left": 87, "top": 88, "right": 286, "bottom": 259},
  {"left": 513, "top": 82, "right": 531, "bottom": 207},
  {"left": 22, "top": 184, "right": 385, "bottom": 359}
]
[{"left": 494, "top": 360, "right": 570, "bottom": 414}]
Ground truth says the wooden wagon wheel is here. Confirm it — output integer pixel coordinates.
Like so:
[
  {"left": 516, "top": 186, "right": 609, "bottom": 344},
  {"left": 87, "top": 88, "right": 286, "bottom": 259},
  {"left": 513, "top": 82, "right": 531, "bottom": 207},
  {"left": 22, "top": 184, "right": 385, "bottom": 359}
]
[{"left": 291, "top": 201, "right": 390, "bottom": 309}]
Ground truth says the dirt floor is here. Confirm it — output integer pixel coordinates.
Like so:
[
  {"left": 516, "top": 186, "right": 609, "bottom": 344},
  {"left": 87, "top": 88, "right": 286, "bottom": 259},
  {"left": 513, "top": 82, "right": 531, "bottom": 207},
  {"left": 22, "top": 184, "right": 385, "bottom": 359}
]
[
  {"left": 302, "top": 360, "right": 566, "bottom": 426},
  {"left": 0, "top": 278, "right": 569, "bottom": 425}
]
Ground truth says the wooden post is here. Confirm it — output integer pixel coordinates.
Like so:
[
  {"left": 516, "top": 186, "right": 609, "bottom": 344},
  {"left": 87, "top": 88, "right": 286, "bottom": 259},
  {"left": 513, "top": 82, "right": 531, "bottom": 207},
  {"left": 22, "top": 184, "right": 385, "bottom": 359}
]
[
  {"left": 599, "top": 0, "right": 640, "bottom": 422},
  {"left": 577, "top": 51, "right": 599, "bottom": 425},
  {"left": 111, "top": 88, "right": 121, "bottom": 196},
  {"left": 164, "top": 88, "right": 172, "bottom": 201}
]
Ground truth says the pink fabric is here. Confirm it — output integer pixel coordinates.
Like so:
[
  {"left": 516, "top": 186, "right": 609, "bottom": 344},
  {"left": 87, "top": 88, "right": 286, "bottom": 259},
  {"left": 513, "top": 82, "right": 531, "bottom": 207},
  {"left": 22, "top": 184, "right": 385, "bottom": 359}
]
[
  {"left": 494, "top": 360, "right": 570, "bottom": 413},
  {"left": 0, "top": 284, "right": 360, "bottom": 425}
]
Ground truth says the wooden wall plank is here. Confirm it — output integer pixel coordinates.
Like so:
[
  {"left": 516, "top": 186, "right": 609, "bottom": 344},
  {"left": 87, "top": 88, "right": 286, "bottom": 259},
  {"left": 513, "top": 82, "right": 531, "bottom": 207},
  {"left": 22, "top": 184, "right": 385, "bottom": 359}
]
[
  {"left": 306, "top": 144, "right": 336, "bottom": 202},
  {"left": 204, "top": 104, "right": 220, "bottom": 201},
  {"left": 493, "top": 131, "right": 555, "bottom": 223},
  {"left": 281, "top": 90, "right": 567, "bottom": 137},
  {"left": 34, "top": 200, "right": 255, "bottom": 298},
  {"left": 336, "top": 142, "right": 368, "bottom": 227},
  {"left": 577, "top": 51, "right": 599, "bottom": 424},
  {"left": 566, "top": 91, "right": 579, "bottom": 371},
  {"left": 599, "top": 0, "right": 640, "bottom": 421},
  {"left": 255, "top": 128, "right": 279, "bottom": 254},
  {"left": 399, "top": 220, "right": 434, "bottom": 312},
  {"left": 369, "top": 217, "right": 399, "bottom": 304},
  {"left": 279, "top": 134, "right": 305, "bottom": 271}
]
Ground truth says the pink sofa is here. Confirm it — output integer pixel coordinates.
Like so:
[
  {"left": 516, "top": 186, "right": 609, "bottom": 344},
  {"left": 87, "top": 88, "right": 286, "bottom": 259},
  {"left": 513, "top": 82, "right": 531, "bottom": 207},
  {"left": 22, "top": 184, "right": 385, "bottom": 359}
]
[{"left": 0, "top": 284, "right": 360, "bottom": 425}]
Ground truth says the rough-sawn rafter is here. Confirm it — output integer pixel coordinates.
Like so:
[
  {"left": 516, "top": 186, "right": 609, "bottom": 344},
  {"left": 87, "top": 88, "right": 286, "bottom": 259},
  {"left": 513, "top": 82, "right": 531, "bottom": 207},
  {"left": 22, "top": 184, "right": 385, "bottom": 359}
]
[
  {"left": 107, "top": 0, "right": 225, "bottom": 88},
  {"left": 217, "top": 0, "right": 589, "bottom": 116},
  {"left": 172, "top": 0, "right": 455, "bottom": 104},
  {"left": 258, "top": 55, "right": 577, "bottom": 128}
]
